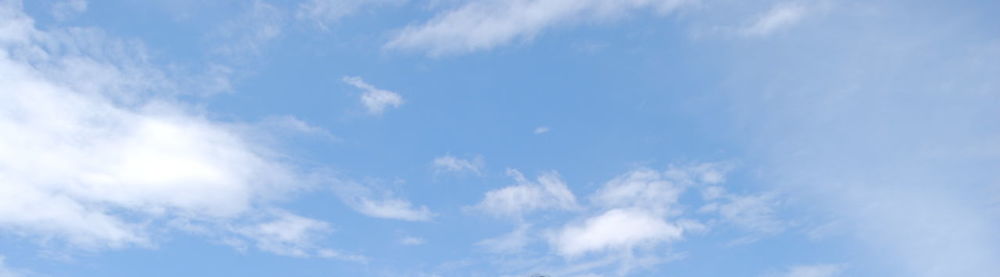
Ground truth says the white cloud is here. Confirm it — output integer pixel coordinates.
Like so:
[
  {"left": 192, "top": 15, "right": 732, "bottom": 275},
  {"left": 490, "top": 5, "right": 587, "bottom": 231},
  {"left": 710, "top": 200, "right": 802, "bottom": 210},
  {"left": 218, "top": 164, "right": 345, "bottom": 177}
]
[
  {"left": 333, "top": 180, "right": 434, "bottom": 221},
  {"left": 545, "top": 168, "right": 697, "bottom": 260},
  {"left": 385, "top": 0, "right": 692, "bottom": 55},
  {"left": 550, "top": 208, "right": 683, "bottom": 257},
  {"left": 591, "top": 168, "right": 682, "bottom": 216},
  {"left": 232, "top": 211, "right": 338, "bottom": 258},
  {"left": 473, "top": 169, "right": 578, "bottom": 218},
  {"left": 0, "top": 1, "right": 333, "bottom": 256},
  {"left": 534, "top": 126, "right": 550, "bottom": 134},
  {"left": 400, "top": 236, "right": 426, "bottom": 246},
  {"left": 342, "top": 76, "right": 404, "bottom": 115},
  {"left": 698, "top": 187, "right": 786, "bottom": 236},
  {"left": 740, "top": 2, "right": 808, "bottom": 37},
  {"left": 432, "top": 154, "right": 484, "bottom": 175},
  {"left": 354, "top": 197, "right": 434, "bottom": 221},
  {"left": 768, "top": 264, "right": 845, "bottom": 277},
  {"left": 51, "top": 0, "right": 86, "bottom": 21}
]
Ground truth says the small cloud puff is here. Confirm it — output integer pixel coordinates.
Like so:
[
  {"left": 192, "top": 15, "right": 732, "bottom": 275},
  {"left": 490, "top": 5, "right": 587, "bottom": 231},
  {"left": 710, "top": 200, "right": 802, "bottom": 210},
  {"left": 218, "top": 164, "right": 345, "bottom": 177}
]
[{"left": 342, "top": 76, "right": 404, "bottom": 115}]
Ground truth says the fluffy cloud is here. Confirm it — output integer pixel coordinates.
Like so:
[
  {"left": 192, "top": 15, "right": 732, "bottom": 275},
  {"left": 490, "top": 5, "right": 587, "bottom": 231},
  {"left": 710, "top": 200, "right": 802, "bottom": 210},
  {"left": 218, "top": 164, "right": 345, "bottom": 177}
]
[
  {"left": 546, "top": 167, "right": 696, "bottom": 263},
  {"left": 473, "top": 164, "right": 730, "bottom": 275},
  {"left": 473, "top": 169, "right": 578, "bottom": 219},
  {"left": 432, "top": 154, "right": 484, "bottom": 175},
  {"left": 551, "top": 208, "right": 683, "bottom": 257},
  {"left": 385, "top": 0, "right": 692, "bottom": 55},
  {"left": 0, "top": 0, "right": 334, "bottom": 256},
  {"left": 342, "top": 76, "right": 404, "bottom": 115}
]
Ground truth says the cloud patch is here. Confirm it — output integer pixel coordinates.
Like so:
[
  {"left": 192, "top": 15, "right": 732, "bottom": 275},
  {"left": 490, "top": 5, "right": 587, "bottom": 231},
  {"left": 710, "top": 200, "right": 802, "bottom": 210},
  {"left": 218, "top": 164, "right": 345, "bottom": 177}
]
[
  {"left": 473, "top": 169, "right": 578, "bottom": 219},
  {"left": 342, "top": 76, "right": 404, "bottom": 115},
  {"left": 0, "top": 1, "right": 339, "bottom": 258},
  {"left": 386, "top": 0, "right": 693, "bottom": 56},
  {"left": 432, "top": 154, "right": 484, "bottom": 175}
]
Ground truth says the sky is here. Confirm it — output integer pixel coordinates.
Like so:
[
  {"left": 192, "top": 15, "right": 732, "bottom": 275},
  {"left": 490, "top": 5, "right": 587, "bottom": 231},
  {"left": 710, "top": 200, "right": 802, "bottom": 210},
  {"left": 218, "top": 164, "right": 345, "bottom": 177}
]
[{"left": 0, "top": 0, "right": 999, "bottom": 276}]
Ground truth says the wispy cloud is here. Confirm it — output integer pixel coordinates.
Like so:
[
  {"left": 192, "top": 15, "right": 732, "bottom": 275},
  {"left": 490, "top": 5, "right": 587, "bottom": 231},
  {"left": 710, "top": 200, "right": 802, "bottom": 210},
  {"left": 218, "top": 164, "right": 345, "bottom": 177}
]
[
  {"left": 210, "top": 0, "right": 285, "bottom": 59},
  {"left": 533, "top": 126, "right": 550, "bottom": 134},
  {"left": 296, "top": 0, "right": 405, "bottom": 28},
  {"left": 385, "top": 0, "right": 693, "bottom": 56},
  {"left": 231, "top": 211, "right": 347, "bottom": 259},
  {"left": 342, "top": 76, "right": 404, "bottom": 115},
  {"left": 472, "top": 169, "right": 578, "bottom": 219},
  {"left": 0, "top": 1, "right": 328, "bottom": 256},
  {"left": 399, "top": 236, "right": 426, "bottom": 246},
  {"left": 739, "top": 2, "right": 809, "bottom": 37},
  {"left": 333, "top": 180, "right": 434, "bottom": 221},
  {"left": 432, "top": 154, "right": 484, "bottom": 175}
]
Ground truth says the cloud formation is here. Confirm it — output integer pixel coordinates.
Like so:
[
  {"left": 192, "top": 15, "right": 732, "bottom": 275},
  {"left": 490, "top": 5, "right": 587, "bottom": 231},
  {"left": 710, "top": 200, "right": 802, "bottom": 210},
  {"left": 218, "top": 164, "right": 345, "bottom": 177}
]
[
  {"left": 386, "top": 0, "right": 692, "bottom": 55},
  {"left": 0, "top": 0, "right": 335, "bottom": 256},
  {"left": 432, "top": 154, "right": 484, "bottom": 175},
  {"left": 739, "top": 2, "right": 809, "bottom": 37},
  {"left": 473, "top": 169, "right": 578, "bottom": 219},
  {"left": 333, "top": 180, "right": 434, "bottom": 221},
  {"left": 342, "top": 76, "right": 404, "bottom": 115}
]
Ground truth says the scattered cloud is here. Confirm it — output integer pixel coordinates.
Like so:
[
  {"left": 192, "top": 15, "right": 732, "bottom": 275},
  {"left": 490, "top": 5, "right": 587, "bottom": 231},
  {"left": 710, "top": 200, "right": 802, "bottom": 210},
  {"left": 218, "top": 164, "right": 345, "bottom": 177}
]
[
  {"left": 342, "top": 76, "right": 404, "bottom": 115},
  {"left": 0, "top": 1, "right": 331, "bottom": 257},
  {"left": 739, "top": 2, "right": 808, "bottom": 37},
  {"left": 432, "top": 154, "right": 484, "bottom": 175},
  {"left": 591, "top": 168, "right": 683, "bottom": 216},
  {"left": 534, "top": 126, "right": 550, "bottom": 134},
  {"left": 254, "top": 115, "right": 338, "bottom": 141},
  {"left": 473, "top": 164, "right": 733, "bottom": 275},
  {"left": 385, "top": 0, "right": 693, "bottom": 56},
  {"left": 698, "top": 187, "right": 787, "bottom": 237},
  {"left": 400, "top": 236, "right": 426, "bottom": 246},
  {"left": 232, "top": 211, "right": 338, "bottom": 258},
  {"left": 550, "top": 208, "right": 684, "bottom": 257},
  {"left": 473, "top": 169, "right": 578, "bottom": 219},
  {"left": 333, "top": 180, "right": 434, "bottom": 221}
]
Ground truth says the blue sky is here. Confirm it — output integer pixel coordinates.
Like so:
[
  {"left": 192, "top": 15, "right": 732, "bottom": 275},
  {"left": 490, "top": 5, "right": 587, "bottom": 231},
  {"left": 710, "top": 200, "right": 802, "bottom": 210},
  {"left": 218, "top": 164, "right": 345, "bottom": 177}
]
[{"left": 1, "top": 0, "right": 998, "bottom": 276}]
